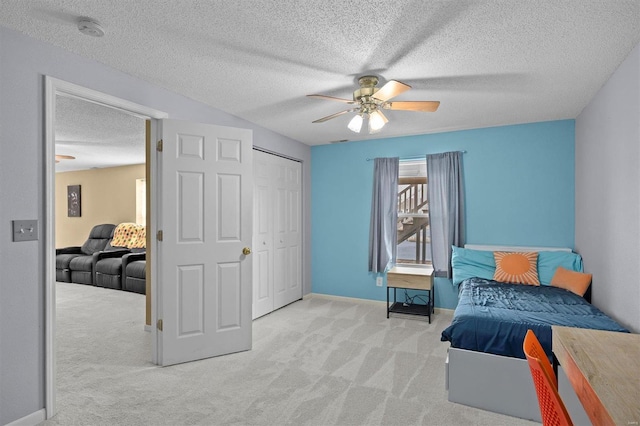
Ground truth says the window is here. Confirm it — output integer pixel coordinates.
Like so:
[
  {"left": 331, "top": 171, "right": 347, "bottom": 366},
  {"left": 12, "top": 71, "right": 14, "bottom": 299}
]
[
  {"left": 396, "top": 160, "right": 430, "bottom": 265},
  {"left": 135, "top": 178, "right": 146, "bottom": 226}
]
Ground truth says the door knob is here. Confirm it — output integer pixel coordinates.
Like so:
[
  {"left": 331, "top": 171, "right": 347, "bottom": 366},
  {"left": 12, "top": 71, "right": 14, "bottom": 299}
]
[{"left": 242, "top": 247, "right": 252, "bottom": 255}]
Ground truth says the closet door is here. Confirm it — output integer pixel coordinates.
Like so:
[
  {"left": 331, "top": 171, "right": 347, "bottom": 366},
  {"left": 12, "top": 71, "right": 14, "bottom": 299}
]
[
  {"left": 252, "top": 151, "right": 274, "bottom": 319},
  {"left": 252, "top": 150, "right": 302, "bottom": 319},
  {"left": 273, "top": 155, "right": 302, "bottom": 310}
]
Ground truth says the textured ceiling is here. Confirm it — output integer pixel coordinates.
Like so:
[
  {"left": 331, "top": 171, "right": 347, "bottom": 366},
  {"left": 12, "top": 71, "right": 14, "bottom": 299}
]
[
  {"left": 55, "top": 96, "right": 145, "bottom": 172},
  {"left": 2, "top": 0, "right": 640, "bottom": 169}
]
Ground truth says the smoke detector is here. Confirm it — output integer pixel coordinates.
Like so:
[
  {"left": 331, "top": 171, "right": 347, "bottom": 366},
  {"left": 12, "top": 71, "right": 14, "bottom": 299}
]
[{"left": 77, "top": 19, "right": 104, "bottom": 37}]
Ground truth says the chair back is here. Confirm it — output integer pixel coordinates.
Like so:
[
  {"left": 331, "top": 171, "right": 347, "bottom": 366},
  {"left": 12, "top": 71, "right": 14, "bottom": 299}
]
[
  {"left": 523, "top": 329, "right": 557, "bottom": 388},
  {"left": 80, "top": 224, "right": 116, "bottom": 254},
  {"left": 523, "top": 330, "right": 573, "bottom": 426}
]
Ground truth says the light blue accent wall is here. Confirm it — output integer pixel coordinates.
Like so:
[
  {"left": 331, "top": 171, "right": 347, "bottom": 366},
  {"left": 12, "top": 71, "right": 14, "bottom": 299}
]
[{"left": 311, "top": 120, "right": 575, "bottom": 309}]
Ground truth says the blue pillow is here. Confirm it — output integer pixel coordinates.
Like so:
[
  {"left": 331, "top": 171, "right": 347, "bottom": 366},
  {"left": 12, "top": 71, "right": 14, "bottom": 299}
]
[
  {"left": 537, "top": 251, "right": 583, "bottom": 285},
  {"left": 451, "top": 246, "right": 495, "bottom": 285}
]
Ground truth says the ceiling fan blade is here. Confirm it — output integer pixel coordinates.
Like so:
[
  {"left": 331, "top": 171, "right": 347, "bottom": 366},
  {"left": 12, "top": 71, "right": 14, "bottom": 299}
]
[
  {"left": 372, "top": 80, "right": 411, "bottom": 102},
  {"left": 55, "top": 154, "right": 76, "bottom": 160},
  {"left": 384, "top": 101, "right": 440, "bottom": 112},
  {"left": 312, "top": 108, "right": 358, "bottom": 123},
  {"left": 307, "top": 94, "right": 356, "bottom": 104}
]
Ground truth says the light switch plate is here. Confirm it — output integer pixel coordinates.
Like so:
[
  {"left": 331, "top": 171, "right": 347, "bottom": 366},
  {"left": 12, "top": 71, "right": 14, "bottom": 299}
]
[{"left": 13, "top": 220, "right": 38, "bottom": 242}]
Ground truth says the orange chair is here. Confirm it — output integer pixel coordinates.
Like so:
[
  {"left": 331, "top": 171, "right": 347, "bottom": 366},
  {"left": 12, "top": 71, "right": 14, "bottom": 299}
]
[
  {"left": 523, "top": 330, "right": 573, "bottom": 426},
  {"left": 523, "top": 329, "right": 557, "bottom": 389}
]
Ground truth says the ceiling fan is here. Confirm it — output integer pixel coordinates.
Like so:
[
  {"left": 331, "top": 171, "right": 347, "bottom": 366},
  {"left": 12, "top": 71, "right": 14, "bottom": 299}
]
[
  {"left": 55, "top": 154, "right": 75, "bottom": 164},
  {"left": 307, "top": 76, "right": 440, "bottom": 134}
]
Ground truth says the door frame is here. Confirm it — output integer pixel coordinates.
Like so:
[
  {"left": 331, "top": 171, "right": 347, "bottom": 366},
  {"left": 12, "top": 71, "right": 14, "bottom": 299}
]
[{"left": 44, "top": 76, "right": 168, "bottom": 418}]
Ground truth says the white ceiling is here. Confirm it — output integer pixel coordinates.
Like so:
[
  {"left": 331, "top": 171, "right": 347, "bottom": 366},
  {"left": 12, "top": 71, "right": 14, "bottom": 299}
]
[
  {"left": 2, "top": 1, "right": 640, "bottom": 169},
  {"left": 55, "top": 96, "right": 145, "bottom": 172}
]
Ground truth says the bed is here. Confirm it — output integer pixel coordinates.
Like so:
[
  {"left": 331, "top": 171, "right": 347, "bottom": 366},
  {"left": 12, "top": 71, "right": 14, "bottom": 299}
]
[{"left": 441, "top": 245, "right": 629, "bottom": 422}]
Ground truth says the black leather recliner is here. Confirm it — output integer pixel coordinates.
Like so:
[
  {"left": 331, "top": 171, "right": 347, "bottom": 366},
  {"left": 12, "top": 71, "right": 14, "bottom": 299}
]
[
  {"left": 95, "top": 248, "right": 145, "bottom": 290},
  {"left": 56, "top": 224, "right": 116, "bottom": 283},
  {"left": 123, "top": 253, "right": 146, "bottom": 294},
  {"left": 94, "top": 223, "right": 145, "bottom": 290}
]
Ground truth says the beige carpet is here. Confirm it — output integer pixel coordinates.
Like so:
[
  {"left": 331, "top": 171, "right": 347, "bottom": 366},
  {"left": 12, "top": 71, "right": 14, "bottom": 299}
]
[{"left": 43, "top": 282, "right": 536, "bottom": 426}]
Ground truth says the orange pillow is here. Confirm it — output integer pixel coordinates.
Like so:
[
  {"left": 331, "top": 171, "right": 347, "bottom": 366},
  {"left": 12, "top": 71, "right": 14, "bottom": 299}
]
[
  {"left": 550, "top": 266, "right": 592, "bottom": 296},
  {"left": 493, "top": 251, "right": 540, "bottom": 285}
]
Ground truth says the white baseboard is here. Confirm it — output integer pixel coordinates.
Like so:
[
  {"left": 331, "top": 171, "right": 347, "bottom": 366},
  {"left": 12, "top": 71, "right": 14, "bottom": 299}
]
[
  {"left": 5, "top": 409, "right": 46, "bottom": 426},
  {"left": 307, "top": 292, "right": 454, "bottom": 314},
  {"left": 307, "top": 292, "right": 387, "bottom": 306}
]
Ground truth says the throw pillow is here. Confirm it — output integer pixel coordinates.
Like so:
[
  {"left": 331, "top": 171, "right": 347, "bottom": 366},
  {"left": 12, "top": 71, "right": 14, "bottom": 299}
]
[
  {"left": 493, "top": 251, "right": 540, "bottom": 285},
  {"left": 550, "top": 266, "right": 592, "bottom": 296},
  {"left": 537, "top": 251, "right": 584, "bottom": 285},
  {"left": 451, "top": 246, "right": 496, "bottom": 285}
]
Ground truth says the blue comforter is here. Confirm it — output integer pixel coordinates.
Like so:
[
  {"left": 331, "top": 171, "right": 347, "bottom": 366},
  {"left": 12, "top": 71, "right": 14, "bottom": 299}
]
[{"left": 440, "top": 278, "right": 629, "bottom": 359}]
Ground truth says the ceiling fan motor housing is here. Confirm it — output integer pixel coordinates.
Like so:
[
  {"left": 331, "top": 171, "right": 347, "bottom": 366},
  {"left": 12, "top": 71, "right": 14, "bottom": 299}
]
[
  {"left": 353, "top": 76, "right": 379, "bottom": 100},
  {"left": 353, "top": 76, "right": 381, "bottom": 112}
]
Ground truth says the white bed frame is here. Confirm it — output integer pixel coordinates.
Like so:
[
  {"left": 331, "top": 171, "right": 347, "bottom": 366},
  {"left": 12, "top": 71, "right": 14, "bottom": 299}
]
[{"left": 444, "top": 245, "right": 590, "bottom": 423}]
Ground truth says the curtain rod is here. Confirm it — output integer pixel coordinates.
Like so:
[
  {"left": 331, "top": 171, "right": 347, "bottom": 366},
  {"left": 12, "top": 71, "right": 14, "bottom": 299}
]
[{"left": 366, "top": 150, "right": 466, "bottom": 161}]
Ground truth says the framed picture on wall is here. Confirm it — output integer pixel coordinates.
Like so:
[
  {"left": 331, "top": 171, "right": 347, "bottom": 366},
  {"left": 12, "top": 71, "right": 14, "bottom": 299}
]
[{"left": 67, "top": 185, "right": 81, "bottom": 217}]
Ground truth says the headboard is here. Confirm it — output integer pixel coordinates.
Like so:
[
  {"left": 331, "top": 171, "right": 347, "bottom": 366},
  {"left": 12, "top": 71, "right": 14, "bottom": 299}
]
[{"left": 465, "top": 244, "right": 572, "bottom": 253}]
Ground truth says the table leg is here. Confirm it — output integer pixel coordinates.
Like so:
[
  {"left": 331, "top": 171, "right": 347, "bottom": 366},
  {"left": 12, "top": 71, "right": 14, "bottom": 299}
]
[
  {"left": 386, "top": 285, "right": 389, "bottom": 318},
  {"left": 431, "top": 287, "right": 435, "bottom": 314}
]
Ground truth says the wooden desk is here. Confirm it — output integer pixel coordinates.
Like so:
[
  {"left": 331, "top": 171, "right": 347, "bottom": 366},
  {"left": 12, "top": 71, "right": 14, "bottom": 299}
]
[
  {"left": 552, "top": 326, "right": 640, "bottom": 426},
  {"left": 386, "top": 266, "right": 434, "bottom": 323}
]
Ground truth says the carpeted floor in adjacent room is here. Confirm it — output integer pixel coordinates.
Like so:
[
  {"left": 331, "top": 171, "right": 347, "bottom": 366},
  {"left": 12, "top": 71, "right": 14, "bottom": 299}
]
[{"left": 43, "top": 282, "right": 536, "bottom": 426}]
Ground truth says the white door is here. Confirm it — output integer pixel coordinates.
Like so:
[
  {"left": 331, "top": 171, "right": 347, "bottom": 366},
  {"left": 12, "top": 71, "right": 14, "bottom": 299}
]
[
  {"left": 273, "top": 154, "right": 302, "bottom": 309},
  {"left": 252, "top": 152, "right": 273, "bottom": 319},
  {"left": 157, "top": 119, "right": 253, "bottom": 366},
  {"left": 252, "top": 150, "right": 302, "bottom": 319}
]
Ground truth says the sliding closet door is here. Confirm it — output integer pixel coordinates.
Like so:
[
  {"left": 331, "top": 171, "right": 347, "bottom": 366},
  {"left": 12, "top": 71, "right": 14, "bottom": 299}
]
[{"left": 252, "top": 150, "right": 302, "bottom": 319}]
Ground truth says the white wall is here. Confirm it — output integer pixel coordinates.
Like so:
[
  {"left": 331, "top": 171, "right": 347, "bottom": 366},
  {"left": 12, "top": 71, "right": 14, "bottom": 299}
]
[
  {"left": 0, "top": 26, "right": 311, "bottom": 425},
  {"left": 575, "top": 42, "right": 640, "bottom": 332}
]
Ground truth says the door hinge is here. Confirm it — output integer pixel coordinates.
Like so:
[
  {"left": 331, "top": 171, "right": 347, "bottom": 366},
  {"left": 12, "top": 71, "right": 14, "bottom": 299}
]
[
  {"left": 157, "top": 319, "right": 163, "bottom": 331},
  {"left": 157, "top": 139, "right": 163, "bottom": 152},
  {"left": 157, "top": 230, "right": 163, "bottom": 241}
]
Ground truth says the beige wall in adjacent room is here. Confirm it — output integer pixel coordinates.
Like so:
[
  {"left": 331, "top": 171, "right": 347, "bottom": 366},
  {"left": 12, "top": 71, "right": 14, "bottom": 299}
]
[{"left": 55, "top": 164, "right": 145, "bottom": 248}]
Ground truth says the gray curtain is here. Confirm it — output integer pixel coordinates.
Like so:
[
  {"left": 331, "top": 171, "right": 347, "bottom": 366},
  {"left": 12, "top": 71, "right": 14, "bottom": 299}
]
[
  {"left": 427, "top": 152, "right": 465, "bottom": 278},
  {"left": 369, "top": 157, "right": 399, "bottom": 273}
]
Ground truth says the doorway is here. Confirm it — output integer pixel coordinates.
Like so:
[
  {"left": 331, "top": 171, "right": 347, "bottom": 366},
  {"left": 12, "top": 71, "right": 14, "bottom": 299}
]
[
  {"left": 53, "top": 94, "right": 149, "bottom": 390},
  {"left": 44, "top": 76, "right": 168, "bottom": 418},
  {"left": 45, "top": 77, "right": 257, "bottom": 417}
]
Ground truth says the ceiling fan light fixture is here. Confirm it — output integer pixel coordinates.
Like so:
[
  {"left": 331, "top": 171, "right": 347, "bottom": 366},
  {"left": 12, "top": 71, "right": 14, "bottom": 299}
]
[
  {"left": 368, "top": 110, "right": 386, "bottom": 133},
  {"left": 347, "top": 114, "right": 363, "bottom": 133}
]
